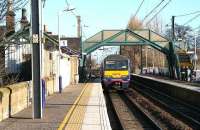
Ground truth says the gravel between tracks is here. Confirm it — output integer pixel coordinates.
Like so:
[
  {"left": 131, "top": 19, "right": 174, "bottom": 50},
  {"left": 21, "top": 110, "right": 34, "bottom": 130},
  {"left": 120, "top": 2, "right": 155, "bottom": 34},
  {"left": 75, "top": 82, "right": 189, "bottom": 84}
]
[{"left": 126, "top": 88, "right": 193, "bottom": 130}]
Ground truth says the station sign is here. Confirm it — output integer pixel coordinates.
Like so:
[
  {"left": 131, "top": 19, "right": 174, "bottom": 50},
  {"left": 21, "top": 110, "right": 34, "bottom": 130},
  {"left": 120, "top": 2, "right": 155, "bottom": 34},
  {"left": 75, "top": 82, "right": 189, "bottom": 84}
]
[{"left": 60, "top": 40, "right": 68, "bottom": 47}]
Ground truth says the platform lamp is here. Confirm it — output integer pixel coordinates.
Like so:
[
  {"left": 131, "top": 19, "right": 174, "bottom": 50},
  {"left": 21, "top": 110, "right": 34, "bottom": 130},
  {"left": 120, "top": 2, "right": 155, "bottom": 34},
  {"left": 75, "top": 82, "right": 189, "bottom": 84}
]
[{"left": 58, "top": 6, "right": 75, "bottom": 93}]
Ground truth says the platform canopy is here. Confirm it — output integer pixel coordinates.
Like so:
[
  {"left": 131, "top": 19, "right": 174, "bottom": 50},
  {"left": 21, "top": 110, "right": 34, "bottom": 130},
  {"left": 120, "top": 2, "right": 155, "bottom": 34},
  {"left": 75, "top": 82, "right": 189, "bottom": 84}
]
[
  {"left": 82, "top": 29, "right": 170, "bottom": 55},
  {"left": 0, "top": 25, "right": 30, "bottom": 46}
]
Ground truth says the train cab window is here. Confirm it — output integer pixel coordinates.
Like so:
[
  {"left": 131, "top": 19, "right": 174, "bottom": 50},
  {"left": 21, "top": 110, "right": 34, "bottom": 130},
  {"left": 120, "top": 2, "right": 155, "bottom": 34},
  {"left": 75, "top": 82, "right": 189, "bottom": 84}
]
[{"left": 105, "top": 60, "right": 128, "bottom": 70}]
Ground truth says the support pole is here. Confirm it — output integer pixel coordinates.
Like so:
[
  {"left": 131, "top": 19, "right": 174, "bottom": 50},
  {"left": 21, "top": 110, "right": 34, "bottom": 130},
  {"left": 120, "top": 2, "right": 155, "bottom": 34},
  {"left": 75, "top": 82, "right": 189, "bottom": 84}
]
[
  {"left": 57, "top": 12, "right": 62, "bottom": 93},
  {"left": 171, "top": 16, "right": 180, "bottom": 79},
  {"left": 168, "top": 16, "right": 177, "bottom": 79},
  {"left": 31, "top": 0, "right": 42, "bottom": 118},
  {"left": 172, "top": 16, "right": 175, "bottom": 42},
  {"left": 153, "top": 48, "right": 155, "bottom": 69},
  {"left": 141, "top": 45, "right": 143, "bottom": 74},
  {"left": 145, "top": 46, "right": 148, "bottom": 68}
]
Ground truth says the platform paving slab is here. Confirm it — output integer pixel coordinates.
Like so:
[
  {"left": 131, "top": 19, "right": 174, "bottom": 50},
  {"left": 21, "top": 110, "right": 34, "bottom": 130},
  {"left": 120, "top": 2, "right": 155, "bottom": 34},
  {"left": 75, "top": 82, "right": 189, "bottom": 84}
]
[
  {"left": 63, "top": 83, "right": 112, "bottom": 130},
  {"left": 0, "top": 83, "right": 85, "bottom": 130}
]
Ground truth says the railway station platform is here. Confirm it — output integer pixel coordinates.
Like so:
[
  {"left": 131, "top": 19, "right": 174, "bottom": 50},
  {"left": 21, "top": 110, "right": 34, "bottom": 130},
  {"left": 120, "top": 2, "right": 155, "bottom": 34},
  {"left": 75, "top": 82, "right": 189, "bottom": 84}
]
[
  {"left": 140, "top": 74, "right": 200, "bottom": 92},
  {"left": 132, "top": 74, "right": 200, "bottom": 109},
  {"left": 0, "top": 82, "right": 111, "bottom": 130}
]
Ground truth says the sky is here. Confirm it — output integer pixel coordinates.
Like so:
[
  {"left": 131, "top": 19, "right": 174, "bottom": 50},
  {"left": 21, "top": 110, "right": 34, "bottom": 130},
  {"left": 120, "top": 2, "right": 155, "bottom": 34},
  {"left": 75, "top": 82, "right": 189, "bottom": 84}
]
[
  {"left": 14, "top": 0, "right": 200, "bottom": 64},
  {"left": 40, "top": 0, "right": 200, "bottom": 39}
]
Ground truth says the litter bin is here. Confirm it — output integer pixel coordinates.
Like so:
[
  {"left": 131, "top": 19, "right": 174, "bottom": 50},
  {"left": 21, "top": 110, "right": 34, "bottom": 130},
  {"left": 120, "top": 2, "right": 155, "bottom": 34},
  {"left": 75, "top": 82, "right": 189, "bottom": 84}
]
[
  {"left": 42, "top": 79, "right": 46, "bottom": 108},
  {"left": 59, "top": 76, "right": 62, "bottom": 93}
]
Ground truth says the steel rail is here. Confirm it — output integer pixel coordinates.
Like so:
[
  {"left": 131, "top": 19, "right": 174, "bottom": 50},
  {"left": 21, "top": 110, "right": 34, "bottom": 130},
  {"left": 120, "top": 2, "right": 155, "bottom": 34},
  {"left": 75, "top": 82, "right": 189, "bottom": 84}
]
[
  {"left": 108, "top": 90, "right": 162, "bottom": 130},
  {"left": 131, "top": 76, "right": 200, "bottom": 129}
]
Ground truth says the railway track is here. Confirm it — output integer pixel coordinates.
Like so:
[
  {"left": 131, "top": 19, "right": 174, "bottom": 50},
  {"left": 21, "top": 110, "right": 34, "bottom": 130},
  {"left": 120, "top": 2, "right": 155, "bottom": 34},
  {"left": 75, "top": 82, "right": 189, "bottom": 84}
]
[
  {"left": 131, "top": 79, "right": 200, "bottom": 130},
  {"left": 106, "top": 90, "right": 162, "bottom": 130}
]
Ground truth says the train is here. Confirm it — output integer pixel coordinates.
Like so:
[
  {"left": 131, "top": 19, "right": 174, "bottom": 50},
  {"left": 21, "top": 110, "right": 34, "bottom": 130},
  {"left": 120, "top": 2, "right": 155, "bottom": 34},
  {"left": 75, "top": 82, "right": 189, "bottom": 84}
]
[
  {"left": 176, "top": 50, "right": 193, "bottom": 69},
  {"left": 100, "top": 54, "right": 131, "bottom": 90}
]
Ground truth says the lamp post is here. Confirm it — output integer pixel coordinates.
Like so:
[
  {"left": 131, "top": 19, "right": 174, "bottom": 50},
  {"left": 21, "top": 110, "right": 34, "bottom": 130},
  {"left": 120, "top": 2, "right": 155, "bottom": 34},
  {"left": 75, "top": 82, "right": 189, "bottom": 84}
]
[
  {"left": 57, "top": 7, "right": 75, "bottom": 93},
  {"left": 58, "top": 7, "right": 75, "bottom": 50}
]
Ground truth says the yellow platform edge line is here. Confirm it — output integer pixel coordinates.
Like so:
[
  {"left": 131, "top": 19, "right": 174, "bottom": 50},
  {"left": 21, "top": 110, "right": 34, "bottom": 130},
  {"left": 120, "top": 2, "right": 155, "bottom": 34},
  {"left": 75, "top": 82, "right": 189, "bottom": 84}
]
[{"left": 57, "top": 83, "right": 89, "bottom": 130}]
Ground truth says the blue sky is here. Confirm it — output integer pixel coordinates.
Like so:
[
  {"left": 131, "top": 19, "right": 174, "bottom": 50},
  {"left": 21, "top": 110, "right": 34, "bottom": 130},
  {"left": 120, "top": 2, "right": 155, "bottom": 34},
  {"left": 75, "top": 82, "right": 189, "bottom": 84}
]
[{"left": 41, "top": 0, "right": 200, "bottom": 39}]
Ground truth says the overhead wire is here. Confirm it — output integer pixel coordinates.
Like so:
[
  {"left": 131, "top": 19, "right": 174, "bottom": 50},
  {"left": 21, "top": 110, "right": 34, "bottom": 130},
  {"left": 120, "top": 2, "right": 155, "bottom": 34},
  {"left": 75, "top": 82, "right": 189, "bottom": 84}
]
[
  {"left": 183, "top": 13, "right": 200, "bottom": 26},
  {"left": 165, "top": 10, "right": 200, "bottom": 30},
  {"left": 142, "top": 0, "right": 165, "bottom": 23},
  {"left": 146, "top": 0, "right": 172, "bottom": 25},
  {"left": 133, "top": 0, "right": 145, "bottom": 19},
  {"left": 65, "top": 0, "right": 89, "bottom": 38},
  {"left": 65, "top": 0, "right": 70, "bottom": 7},
  {"left": 175, "top": 10, "right": 200, "bottom": 17},
  {"left": 174, "top": 10, "right": 200, "bottom": 27},
  {"left": 194, "top": 25, "right": 200, "bottom": 31},
  {"left": 42, "top": 0, "right": 46, "bottom": 8},
  {"left": 64, "top": 0, "right": 79, "bottom": 17}
]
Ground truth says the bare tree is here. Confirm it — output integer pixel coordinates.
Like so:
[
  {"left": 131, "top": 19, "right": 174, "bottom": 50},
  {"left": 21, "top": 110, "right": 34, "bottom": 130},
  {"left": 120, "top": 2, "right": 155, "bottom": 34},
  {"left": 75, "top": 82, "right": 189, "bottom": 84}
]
[
  {"left": 127, "top": 16, "right": 143, "bottom": 30},
  {"left": 122, "top": 16, "right": 167, "bottom": 73},
  {"left": 0, "top": 0, "right": 28, "bottom": 22},
  {"left": 0, "top": 0, "right": 28, "bottom": 86},
  {"left": 146, "top": 16, "right": 167, "bottom": 69},
  {"left": 121, "top": 16, "right": 143, "bottom": 73}
]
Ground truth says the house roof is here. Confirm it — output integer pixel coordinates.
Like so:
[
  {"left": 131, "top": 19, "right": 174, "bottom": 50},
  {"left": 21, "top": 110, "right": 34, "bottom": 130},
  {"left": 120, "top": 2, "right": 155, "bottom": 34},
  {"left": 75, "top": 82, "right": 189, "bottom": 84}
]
[
  {"left": 44, "top": 33, "right": 80, "bottom": 56},
  {"left": 61, "top": 46, "right": 80, "bottom": 56}
]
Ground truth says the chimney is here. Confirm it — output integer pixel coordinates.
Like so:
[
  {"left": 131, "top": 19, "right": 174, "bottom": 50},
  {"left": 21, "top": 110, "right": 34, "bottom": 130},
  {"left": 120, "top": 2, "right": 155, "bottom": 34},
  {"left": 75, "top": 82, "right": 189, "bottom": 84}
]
[
  {"left": 0, "top": 26, "right": 6, "bottom": 40},
  {"left": 20, "top": 8, "right": 28, "bottom": 29},
  {"left": 6, "top": 0, "right": 15, "bottom": 34},
  {"left": 76, "top": 16, "right": 81, "bottom": 38},
  {"left": 43, "top": 25, "right": 48, "bottom": 32},
  {"left": 43, "top": 25, "right": 52, "bottom": 34}
]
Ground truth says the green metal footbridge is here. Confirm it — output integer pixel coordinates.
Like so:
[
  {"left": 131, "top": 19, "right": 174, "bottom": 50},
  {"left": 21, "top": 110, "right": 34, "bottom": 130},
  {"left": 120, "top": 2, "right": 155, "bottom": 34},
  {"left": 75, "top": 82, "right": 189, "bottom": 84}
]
[
  {"left": 0, "top": 26, "right": 179, "bottom": 79},
  {"left": 82, "top": 29, "right": 178, "bottom": 79}
]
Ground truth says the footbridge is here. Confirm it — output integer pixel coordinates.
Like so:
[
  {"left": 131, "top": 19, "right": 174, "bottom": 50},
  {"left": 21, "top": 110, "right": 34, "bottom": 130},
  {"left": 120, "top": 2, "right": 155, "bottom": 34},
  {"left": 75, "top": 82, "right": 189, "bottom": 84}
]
[{"left": 82, "top": 29, "right": 178, "bottom": 79}]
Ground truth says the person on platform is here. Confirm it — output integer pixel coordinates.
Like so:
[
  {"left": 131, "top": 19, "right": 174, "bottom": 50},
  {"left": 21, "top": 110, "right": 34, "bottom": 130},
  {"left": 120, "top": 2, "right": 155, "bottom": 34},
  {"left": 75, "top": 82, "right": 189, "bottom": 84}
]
[{"left": 181, "top": 66, "right": 185, "bottom": 81}]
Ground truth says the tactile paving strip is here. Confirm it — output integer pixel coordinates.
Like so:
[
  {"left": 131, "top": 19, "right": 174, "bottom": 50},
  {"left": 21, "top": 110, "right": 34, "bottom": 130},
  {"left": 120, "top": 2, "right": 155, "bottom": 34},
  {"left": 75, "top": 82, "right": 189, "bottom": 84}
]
[{"left": 64, "top": 84, "right": 92, "bottom": 130}]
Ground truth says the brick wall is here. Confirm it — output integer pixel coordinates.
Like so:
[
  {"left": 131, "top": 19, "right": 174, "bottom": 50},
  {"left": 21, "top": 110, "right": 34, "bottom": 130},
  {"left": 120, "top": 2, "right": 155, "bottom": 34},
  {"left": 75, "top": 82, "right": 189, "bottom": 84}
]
[{"left": 0, "top": 82, "right": 30, "bottom": 121}]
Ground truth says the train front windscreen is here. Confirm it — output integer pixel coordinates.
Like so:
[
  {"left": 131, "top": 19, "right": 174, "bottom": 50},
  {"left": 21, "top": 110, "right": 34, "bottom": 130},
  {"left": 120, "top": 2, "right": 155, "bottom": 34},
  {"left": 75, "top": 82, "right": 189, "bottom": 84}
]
[{"left": 105, "top": 60, "right": 128, "bottom": 70}]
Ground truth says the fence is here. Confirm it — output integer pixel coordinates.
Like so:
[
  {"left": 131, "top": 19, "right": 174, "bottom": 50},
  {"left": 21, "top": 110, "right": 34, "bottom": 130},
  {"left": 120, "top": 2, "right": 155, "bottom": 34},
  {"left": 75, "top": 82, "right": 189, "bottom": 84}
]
[{"left": 0, "top": 43, "right": 32, "bottom": 86}]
